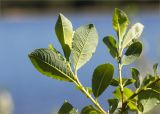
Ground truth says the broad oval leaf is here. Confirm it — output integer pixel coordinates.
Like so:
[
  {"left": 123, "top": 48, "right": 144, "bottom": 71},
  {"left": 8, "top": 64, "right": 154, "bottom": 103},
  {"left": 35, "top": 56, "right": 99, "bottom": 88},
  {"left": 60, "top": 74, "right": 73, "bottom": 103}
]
[
  {"left": 138, "top": 90, "right": 160, "bottom": 113},
  {"left": 108, "top": 98, "right": 119, "bottom": 113},
  {"left": 29, "top": 48, "right": 75, "bottom": 82},
  {"left": 131, "top": 68, "right": 140, "bottom": 88},
  {"left": 112, "top": 8, "right": 128, "bottom": 41},
  {"left": 122, "top": 41, "right": 142, "bottom": 65},
  {"left": 122, "top": 23, "right": 144, "bottom": 49},
  {"left": 72, "top": 24, "right": 98, "bottom": 71},
  {"left": 103, "top": 36, "right": 118, "bottom": 59},
  {"left": 81, "top": 105, "right": 101, "bottom": 114},
  {"left": 58, "top": 101, "right": 78, "bottom": 114},
  {"left": 92, "top": 64, "right": 114, "bottom": 98},
  {"left": 55, "top": 13, "right": 73, "bottom": 60},
  {"left": 113, "top": 87, "right": 133, "bottom": 101}
]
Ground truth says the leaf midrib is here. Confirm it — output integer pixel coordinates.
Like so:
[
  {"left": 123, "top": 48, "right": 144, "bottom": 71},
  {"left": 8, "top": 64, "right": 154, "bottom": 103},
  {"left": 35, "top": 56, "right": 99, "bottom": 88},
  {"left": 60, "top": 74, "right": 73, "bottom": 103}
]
[
  {"left": 74, "top": 27, "right": 93, "bottom": 71},
  {"left": 30, "top": 54, "right": 74, "bottom": 82}
]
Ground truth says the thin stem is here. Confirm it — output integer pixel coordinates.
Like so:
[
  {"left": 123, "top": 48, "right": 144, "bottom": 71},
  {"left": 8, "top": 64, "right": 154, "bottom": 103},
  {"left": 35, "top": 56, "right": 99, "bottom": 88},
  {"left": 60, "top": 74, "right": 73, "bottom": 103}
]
[{"left": 74, "top": 71, "right": 107, "bottom": 114}]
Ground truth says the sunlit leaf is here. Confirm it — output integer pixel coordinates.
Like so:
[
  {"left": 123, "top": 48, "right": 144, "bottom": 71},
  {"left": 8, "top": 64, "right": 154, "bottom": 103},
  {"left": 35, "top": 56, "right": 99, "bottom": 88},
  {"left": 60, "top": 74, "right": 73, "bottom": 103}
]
[
  {"left": 113, "top": 87, "right": 133, "bottom": 101},
  {"left": 112, "top": 8, "right": 128, "bottom": 42},
  {"left": 122, "top": 42, "right": 142, "bottom": 65},
  {"left": 81, "top": 105, "right": 101, "bottom": 114},
  {"left": 72, "top": 24, "right": 98, "bottom": 71},
  {"left": 55, "top": 13, "right": 73, "bottom": 60},
  {"left": 92, "top": 64, "right": 114, "bottom": 98},
  {"left": 58, "top": 101, "right": 78, "bottom": 114},
  {"left": 103, "top": 36, "right": 118, "bottom": 59},
  {"left": 29, "top": 48, "right": 75, "bottom": 82},
  {"left": 122, "top": 23, "right": 144, "bottom": 49}
]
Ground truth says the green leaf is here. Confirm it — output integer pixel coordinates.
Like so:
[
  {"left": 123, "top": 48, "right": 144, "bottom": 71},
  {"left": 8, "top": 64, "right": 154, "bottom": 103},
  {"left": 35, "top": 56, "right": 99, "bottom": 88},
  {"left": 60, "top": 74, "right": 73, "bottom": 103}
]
[
  {"left": 138, "top": 90, "right": 160, "bottom": 113},
  {"left": 103, "top": 36, "right": 118, "bottom": 59},
  {"left": 153, "top": 63, "right": 158, "bottom": 76},
  {"left": 81, "top": 105, "right": 101, "bottom": 114},
  {"left": 110, "top": 78, "right": 119, "bottom": 86},
  {"left": 112, "top": 8, "right": 128, "bottom": 42},
  {"left": 92, "top": 64, "right": 114, "bottom": 98},
  {"left": 122, "top": 23, "right": 144, "bottom": 49},
  {"left": 142, "top": 74, "right": 155, "bottom": 86},
  {"left": 122, "top": 42, "right": 142, "bottom": 65},
  {"left": 123, "top": 78, "right": 136, "bottom": 87},
  {"left": 137, "top": 102, "right": 144, "bottom": 112},
  {"left": 72, "top": 24, "right": 98, "bottom": 71},
  {"left": 55, "top": 13, "right": 73, "bottom": 60},
  {"left": 58, "top": 101, "right": 78, "bottom": 114},
  {"left": 108, "top": 98, "right": 119, "bottom": 113},
  {"left": 113, "top": 87, "right": 133, "bottom": 101},
  {"left": 28, "top": 48, "right": 75, "bottom": 82},
  {"left": 127, "top": 99, "right": 138, "bottom": 111},
  {"left": 131, "top": 68, "right": 140, "bottom": 88}
]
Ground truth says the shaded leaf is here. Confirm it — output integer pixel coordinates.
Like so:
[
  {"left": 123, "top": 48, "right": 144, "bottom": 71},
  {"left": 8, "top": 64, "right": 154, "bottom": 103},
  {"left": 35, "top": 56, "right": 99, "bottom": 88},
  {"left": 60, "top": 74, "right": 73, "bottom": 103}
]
[
  {"left": 122, "top": 42, "right": 142, "bottom": 65},
  {"left": 103, "top": 36, "right": 118, "bottom": 59},
  {"left": 153, "top": 63, "right": 158, "bottom": 76},
  {"left": 123, "top": 78, "right": 136, "bottom": 87},
  {"left": 122, "top": 23, "right": 144, "bottom": 49},
  {"left": 138, "top": 90, "right": 160, "bottom": 113},
  {"left": 81, "top": 105, "right": 101, "bottom": 114},
  {"left": 137, "top": 102, "right": 144, "bottom": 112},
  {"left": 112, "top": 8, "right": 128, "bottom": 42},
  {"left": 131, "top": 68, "right": 140, "bottom": 88},
  {"left": 108, "top": 98, "right": 119, "bottom": 113},
  {"left": 92, "top": 64, "right": 114, "bottom": 98},
  {"left": 110, "top": 78, "right": 119, "bottom": 86},
  {"left": 29, "top": 48, "right": 75, "bottom": 82},
  {"left": 113, "top": 87, "right": 133, "bottom": 101},
  {"left": 72, "top": 24, "right": 98, "bottom": 71},
  {"left": 58, "top": 101, "right": 77, "bottom": 114},
  {"left": 55, "top": 13, "right": 73, "bottom": 60}
]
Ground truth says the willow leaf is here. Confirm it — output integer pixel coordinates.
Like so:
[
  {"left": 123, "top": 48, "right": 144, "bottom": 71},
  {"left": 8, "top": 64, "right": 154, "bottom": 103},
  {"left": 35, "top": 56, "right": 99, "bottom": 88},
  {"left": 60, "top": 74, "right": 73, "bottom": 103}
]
[
  {"left": 29, "top": 48, "right": 75, "bottom": 82},
  {"left": 72, "top": 24, "right": 98, "bottom": 71},
  {"left": 55, "top": 13, "right": 73, "bottom": 60},
  {"left": 122, "top": 23, "right": 144, "bottom": 49}
]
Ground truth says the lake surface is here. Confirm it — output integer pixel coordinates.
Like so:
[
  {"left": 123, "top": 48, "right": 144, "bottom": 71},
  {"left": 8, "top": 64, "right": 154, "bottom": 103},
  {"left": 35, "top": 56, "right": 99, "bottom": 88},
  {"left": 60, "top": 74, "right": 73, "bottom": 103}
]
[{"left": 0, "top": 11, "right": 160, "bottom": 114}]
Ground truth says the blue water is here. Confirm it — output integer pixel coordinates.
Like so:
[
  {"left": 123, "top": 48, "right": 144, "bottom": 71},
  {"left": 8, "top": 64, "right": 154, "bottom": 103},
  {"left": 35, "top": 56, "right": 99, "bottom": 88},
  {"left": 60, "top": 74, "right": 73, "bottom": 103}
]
[{"left": 0, "top": 12, "right": 160, "bottom": 114}]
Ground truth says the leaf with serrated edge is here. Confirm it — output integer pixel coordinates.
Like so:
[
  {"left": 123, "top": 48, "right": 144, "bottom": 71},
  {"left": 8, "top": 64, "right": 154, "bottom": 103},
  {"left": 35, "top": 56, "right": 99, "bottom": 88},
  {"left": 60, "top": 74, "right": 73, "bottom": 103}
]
[
  {"left": 58, "top": 101, "right": 78, "bottom": 114},
  {"left": 122, "top": 41, "right": 142, "bottom": 65},
  {"left": 122, "top": 23, "right": 144, "bottom": 49},
  {"left": 72, "top": 24, "right": 98, "bottom": 71},
  {"left": 92, "top": 64, "right": 114, "bottom": 98},
  {"left": 81, "top": 105, "right": 101, "bottom": 114},
  {"left": 29, "top": 48, "right": 74, "bottom": 82},
  {"left": 55, "top": 13, "right": 73, "bottom": 60}
]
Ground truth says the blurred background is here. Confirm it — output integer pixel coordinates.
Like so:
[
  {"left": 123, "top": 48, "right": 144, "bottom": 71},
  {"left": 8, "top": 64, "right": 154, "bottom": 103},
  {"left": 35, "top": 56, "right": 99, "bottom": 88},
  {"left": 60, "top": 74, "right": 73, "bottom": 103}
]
[{"left": 0, "top": 0, "right": 160, "bottom": 114}]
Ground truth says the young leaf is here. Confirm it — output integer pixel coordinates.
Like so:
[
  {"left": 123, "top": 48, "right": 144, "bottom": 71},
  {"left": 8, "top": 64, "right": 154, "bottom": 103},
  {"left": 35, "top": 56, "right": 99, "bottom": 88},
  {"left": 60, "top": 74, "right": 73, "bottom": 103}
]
[
  {"left": 58, "top": 101, "right": 78, "bottom": 114},
  {"left": 92, "top": 64, "right": 114, "bottom": 98},
  {"left": 153, "top": 63, "right": 158, "bottom": 76},
  {"left": 112, "top": 8, "right": 128, "bottom": 42},
  {"left": 131, "top": 68, "right": 140, "bottom": 88},
  {"left": 138, "top": 90, "right": 160, "bottom": 113},
  {"left": 122, "top": 41, "right": 142, "bottom": 65},
  {"left": 28, "top": 48, "right": 75, "bottom": 82},
  {"left": 72, "top": 24, "right": 98, "bottom": 71},
  {"left": 55, "top": 13, "right": 73, "bottom": 60},
  {"left": 122, "top": 23, "right": 144, "bottom": 49},
  {"left": 108, "top": 98, "right": 119, "bottom": 113},
  {"left": 113, "top": 87, "right": 133, "bottom": 101},
  {"left": 81, "top": 105, "right": 101, "bottom": 114},
  {"left": 103, "top": 36, "right": 118, "bottom": 59},
  {"left": 127, "top": 100, "right": 138, "bottom": 111}
]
